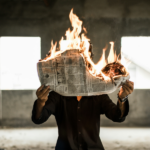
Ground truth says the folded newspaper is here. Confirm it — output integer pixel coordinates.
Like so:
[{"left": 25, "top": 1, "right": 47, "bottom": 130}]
[{"left": 37, "top": 49, "right": 130, "bottom": 96}]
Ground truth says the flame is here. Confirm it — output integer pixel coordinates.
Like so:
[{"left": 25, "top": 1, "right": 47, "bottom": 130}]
[
  {"left": 107, "top": 42, "right": 117, "bottom": 63},
  {"left": 41, "top": 8, "right": 128, "bottom": 81},
  {"left": 47, "top": 40, "right": 57, "bottom": 59}
]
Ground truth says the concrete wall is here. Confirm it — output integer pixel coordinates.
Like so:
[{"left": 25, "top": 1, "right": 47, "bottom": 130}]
[
  {"left": 102, "top": 89, "right": 150, "bottom": 127},
  {"left": 1, "top": 0, "right": 150, "bottom": 63},
  {"left": 1, "top": 89, "right": 150, "bottom": 127},
  {"left": 0, "top": 0, "right": 150, "bottom": 127},
  {"left": 1, "top": 90, "right": 56, "bottom": 127}
]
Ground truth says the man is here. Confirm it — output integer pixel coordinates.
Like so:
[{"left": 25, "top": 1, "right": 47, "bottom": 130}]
[{"left": 32, "top": 80, "right": 134, "bottom": 150}]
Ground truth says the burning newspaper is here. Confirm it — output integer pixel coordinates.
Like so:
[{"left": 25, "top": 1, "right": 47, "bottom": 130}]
[{"left": 37, "top": 9, "right": 130, "bottom": 96}]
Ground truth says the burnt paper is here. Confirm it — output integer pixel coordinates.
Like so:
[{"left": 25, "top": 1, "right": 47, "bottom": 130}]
[{"left": 37, "top": 49, "right": 130, "bottom": 96}]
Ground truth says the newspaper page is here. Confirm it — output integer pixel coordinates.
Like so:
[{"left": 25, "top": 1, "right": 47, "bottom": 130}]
[{"left": 37, "top": 49, "right": 130, "bottom": 96}]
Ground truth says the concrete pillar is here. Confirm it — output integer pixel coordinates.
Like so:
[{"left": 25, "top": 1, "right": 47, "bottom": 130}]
[{"left": 0, "top": 37, "right": 2, "bottom": 125}]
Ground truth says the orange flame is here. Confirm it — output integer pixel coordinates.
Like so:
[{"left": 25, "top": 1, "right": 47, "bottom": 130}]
[
  {"left": 108, "top": 42, "right": 117, "bottom": 63},
  {"left": 42, "top": 8, "right": 127, "bottom": 81}
]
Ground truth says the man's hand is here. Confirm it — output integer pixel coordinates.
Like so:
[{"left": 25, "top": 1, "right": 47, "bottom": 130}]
[
  {"left": 118, "top": 80, "right": 134, "bottom": 99},
  {"left": 36, "top": 85, "right": 51, "bottom": 105}
]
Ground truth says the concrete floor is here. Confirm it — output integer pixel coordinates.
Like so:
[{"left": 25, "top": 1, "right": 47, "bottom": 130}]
[{"left": 0, "top": 127, "right": 150, "bottom": 150}]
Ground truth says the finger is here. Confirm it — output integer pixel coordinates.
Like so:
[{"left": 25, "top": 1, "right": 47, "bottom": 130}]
[
  {"left": 37, "top": 85, "right": 45, "bottom": 93},
  {"left": 42, "top": 89, "right": 51, "bottom": 100},
  {"left": 123, "top": 84, "right": 131, "bottom": 91},
  {"left": 40, "top": 86, "right": 50, "bottom": 97},
  {"left": 125, "top": 82, "right": 134, "bottom": 91},
  {"left": 121, "top": 87, "right": 129, "bottom": 96},
  {"left": 122, "top": 85, "right": 132, "bottom": 94},
  {"left": 41, "top": 89, "right": 50, "bottom": 101},
  {"left": 36, "top": 85, "right": 45, "bottom": 97},
  {"left": 37, "top": 85, "right": 50, "bottom": 98},
  {"left": 123, "top": 81, "right": 133, "bottom": 90}
]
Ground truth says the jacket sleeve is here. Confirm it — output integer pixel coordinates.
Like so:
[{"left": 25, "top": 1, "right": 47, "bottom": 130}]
[
  {"left": 31, "top": 91, "right": 60, "bottom": 124},
  {"left": 99, "top": 94, "right": 129, "bottom": 122}
]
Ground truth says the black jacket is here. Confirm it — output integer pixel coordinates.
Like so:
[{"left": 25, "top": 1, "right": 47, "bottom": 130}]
[{"left": 32, "top": 91, "right": 129, "bottom": 150}]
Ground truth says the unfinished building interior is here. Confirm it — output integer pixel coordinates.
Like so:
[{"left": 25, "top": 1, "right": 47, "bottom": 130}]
[{"left": 0, "top": 0, "right": 150, "bottom": 150}]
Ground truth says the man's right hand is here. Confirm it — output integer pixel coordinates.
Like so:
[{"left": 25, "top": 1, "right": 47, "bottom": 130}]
[{"left": 36, "top": 85, "right": 51, "bottom": 105}]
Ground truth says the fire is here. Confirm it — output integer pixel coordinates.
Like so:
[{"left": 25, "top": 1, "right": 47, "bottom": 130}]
[
  {"left": 107, "top": 42, "right": 117, "bottom": 63},
  {"left": 41, "top": 8, "right": 128, "bottom": 81}
]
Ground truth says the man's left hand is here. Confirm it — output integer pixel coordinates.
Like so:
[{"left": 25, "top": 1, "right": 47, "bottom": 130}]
[{"left": 118, "top": 80, "right": 134, "bottom": 99}]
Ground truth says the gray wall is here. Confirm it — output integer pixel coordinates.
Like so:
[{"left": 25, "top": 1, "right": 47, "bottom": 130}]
[
  {"left": 102, "top": 89, "right": 150, "bottom": 127},
  {"left": 1, "top": 0, "right": 150, "bottom": 63},
  {"left": 1, "top": 89, "right": 150, "bottom": 127},
  {"left": 1, "top": 90, "right": 56, "bottom": 127},
  {"left": 0, "top": 0, "right": 150, "bottom": 127}
]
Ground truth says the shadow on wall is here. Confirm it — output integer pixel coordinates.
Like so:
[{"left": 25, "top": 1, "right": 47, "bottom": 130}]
[{"left": 0, "top": 89, "right": 150, "bottom": 127}]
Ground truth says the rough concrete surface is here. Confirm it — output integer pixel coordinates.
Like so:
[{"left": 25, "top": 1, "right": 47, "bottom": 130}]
[
  {"left": 0, "top": 127, "right": 150, "bottom": 150},
  {"left": 0, "top": 0, "right": 150, "bottom": 127}
]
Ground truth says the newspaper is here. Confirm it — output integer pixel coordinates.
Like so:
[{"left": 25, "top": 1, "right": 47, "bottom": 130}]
[{"left": 37, "top": 49, "right": 130, "bottom": 96}]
